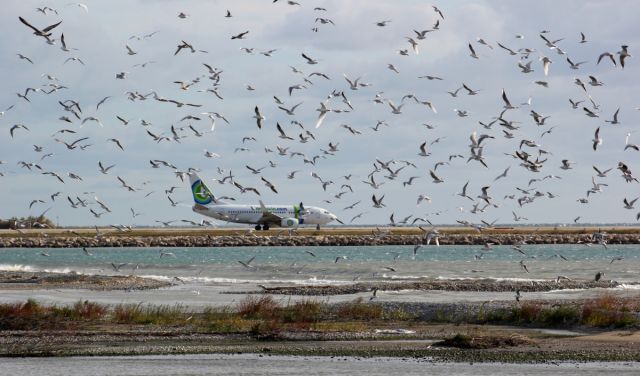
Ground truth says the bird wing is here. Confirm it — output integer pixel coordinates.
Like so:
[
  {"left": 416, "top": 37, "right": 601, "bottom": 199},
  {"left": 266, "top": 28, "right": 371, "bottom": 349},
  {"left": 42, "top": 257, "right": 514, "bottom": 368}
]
[{"left": 18, "top": 16, "right": 43, "bottom": 34}]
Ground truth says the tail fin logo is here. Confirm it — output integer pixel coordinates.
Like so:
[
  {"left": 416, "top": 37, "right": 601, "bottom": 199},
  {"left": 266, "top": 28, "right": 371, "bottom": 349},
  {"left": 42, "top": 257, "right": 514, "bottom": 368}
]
[{"left": 191, "top": 179, "right": 213, "bottom": 205}]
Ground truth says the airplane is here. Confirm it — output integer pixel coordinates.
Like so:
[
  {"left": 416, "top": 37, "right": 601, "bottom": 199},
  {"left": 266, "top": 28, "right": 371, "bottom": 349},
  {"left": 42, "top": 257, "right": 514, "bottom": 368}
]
[{"left": 187, "top": 173, "right": 339, "bottom": 230}]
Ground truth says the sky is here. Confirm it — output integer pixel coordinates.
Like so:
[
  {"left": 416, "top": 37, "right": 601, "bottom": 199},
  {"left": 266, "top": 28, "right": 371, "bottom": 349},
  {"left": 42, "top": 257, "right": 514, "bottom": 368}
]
[{"left": 0, "top": 0, "right": 639, "bottom": 228}]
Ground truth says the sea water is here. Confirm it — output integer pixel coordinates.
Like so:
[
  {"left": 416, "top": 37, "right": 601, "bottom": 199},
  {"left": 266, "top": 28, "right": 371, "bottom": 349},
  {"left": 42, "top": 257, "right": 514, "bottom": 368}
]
[
  {"left": 1, "top": 244, "right": 639, "bottom": 307},
  {"left": 1, "top": 244, "right": 638, "bottom": 284}
]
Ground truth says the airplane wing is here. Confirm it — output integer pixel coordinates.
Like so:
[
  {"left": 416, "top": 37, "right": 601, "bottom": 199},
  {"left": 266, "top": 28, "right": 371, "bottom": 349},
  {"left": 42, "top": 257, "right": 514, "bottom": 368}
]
[{"left": 257, "top": 200, "right": 283, "bottom": 224}]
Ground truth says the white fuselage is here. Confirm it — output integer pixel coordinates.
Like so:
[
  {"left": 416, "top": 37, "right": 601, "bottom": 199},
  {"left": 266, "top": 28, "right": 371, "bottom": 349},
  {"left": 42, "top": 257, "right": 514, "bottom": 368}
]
[{"left": 192, "top": 203, "right": 336, "bottom": 226}]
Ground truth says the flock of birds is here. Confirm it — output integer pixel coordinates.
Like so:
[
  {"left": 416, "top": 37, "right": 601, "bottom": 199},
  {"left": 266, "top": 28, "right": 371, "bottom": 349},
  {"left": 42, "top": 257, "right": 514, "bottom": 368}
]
[{"left": 0, "top": 2, "right": 638, "bottom": 237}]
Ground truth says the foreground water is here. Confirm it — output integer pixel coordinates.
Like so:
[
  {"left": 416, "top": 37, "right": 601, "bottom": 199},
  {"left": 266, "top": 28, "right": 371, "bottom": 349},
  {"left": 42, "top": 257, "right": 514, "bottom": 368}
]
[{"left": 3, "top": 354, "right": 639, "bottom": 376}]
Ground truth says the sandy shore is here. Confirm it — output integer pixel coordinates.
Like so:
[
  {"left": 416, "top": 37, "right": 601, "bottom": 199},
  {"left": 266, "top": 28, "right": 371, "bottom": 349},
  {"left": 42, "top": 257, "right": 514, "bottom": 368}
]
[
  {"left": 0, "top": 271, "right": 171, "bottom": 290},
  {"left": 0, "top": 270, "right": 626, "bottom": 294},
  {"left": 2, "top": 324, "right": 640, "bottom": 362}
]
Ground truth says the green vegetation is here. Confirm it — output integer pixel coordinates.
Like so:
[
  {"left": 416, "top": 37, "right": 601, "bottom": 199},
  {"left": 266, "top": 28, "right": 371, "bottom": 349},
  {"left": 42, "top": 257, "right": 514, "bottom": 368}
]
[
  {"left": 477, "top": 295, "right": 639, "bottom": 328},
  {"left": 1, "top": 294, "right": 637, "bottom": 336}
]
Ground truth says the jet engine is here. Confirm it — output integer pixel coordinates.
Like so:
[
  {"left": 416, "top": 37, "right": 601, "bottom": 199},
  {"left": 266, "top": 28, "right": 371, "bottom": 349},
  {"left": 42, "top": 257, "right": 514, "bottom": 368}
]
[{"left": 281, "top": 218, "right": 299, "bottom": 227}]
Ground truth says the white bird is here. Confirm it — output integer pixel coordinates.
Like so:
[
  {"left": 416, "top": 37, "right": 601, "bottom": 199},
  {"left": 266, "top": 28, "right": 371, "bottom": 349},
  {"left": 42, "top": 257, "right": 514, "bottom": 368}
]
[
  {"left": 253, "top": 106, "right": 265, "bottom": 129},
  {"left": 388, "top": 100, "right": 404, "bottom": 114},
  {"left": 592, "top": 127, "right": 602, "bottom": 151},
  {"left": 315, "top": 101, "right": 330, "bottom": 129},
  {"left": 541, "top": 56, "right": 552, "bottom": 76}
]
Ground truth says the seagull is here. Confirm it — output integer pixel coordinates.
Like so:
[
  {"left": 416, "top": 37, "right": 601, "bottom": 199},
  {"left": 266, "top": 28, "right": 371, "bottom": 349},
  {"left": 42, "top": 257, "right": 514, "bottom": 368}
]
[
  {"left": 494, "top": 166, "right": 510, "bottom": 181},
  {"left": 107, "top": 138, "right": 125, "bottom": 151},
  {"left": 231, "top": 30, "right": 249, "bottom": 40},
  {"left": 174, "top": 40, "right": 195, "bottom": 55},
  {"left": 566, "top": 57, "right": 587, "bottom": 70},
  {"left": 18, "top": 16, "right": 62, "bottom": 40},
  {"left": 579, "top": 32, "right": 588, "bottom": 43},
  {"left": 597, "top": 52, "right": 616, "bottom": 66},
  {"left": 477, "top": 186, "right": 493, "bottom": 205},
  {"left": 371, "top": 194, "right": 386, "bottom": 208},
  {"left": 623, "top": 197, "right": 639, "bottom": 209},
  {"left": 95, "top": 96, "right": 112, "bottom": 111},
  {"left": 618, "top": 45, "right": 631, "bottom": 68},
  {"left": 16, "top": 53, "right": 33, "bottom": 64},
  {"left": 278, "top": 102, "right": 303, "bottom": 115},
  {"left": 468, "top": 43, "right": 479, "bottom": 59},
  {"left": 604, "top": 108, "right": 620, "bottom": 124},
  {"left": 501, "top": 89, "right": 517, "bottom": 109},
  {"left": 500, "top": 43, "right": 520, "bottom": 55},
  {"left": 592, "top": 127, "right": 602, "bottom": 151},
  {"left": 429, "top": 170, "right": 444, "bottom": 183},
  {"left": 457, "top": 181, "right": 474, "bottom": 201},
  {"left": 253, "top": 106, "right": 265, "bottom": 129},
  {"left": 111, "top": 263, "right": 128, "bottom": 272},
  {"left": 593, "top": 166, "right": 613, "bottom": 177},
  {"left": 387, "top": 100, "right": 404, "bottom": 114},
  {"left": 610, "top": 256, "right": 624, "bottom": 264},
  {"left": 315, "top": 101, "right": 330, "bottom": 129},
  {"left": 10, "top": 124, "right": 29, "bottom": 138},
  {"left": 583, "top": 107, "right": 599, "bottom": 118},
  {"left": 64, "top": 57, "right": 85, "bottom": 65},
  {"left": 98, "top": 161, "right": 115, "bottom": 174},
  {"left": 541, "top": 56, "right": 552, "bottom": 76},
  {"left": 301, "top": 53, "right": 318, "bottom": 64}
]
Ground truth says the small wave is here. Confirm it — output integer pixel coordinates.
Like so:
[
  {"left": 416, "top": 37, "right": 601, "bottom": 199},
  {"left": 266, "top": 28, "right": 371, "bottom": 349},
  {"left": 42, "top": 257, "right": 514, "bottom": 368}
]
[
  {"left": 138, "top": 274, "right": 354, "bottom": 286},
  {"left": 0, "top": 264, "right": 37, "bottom": 272},
  {"left": 0, "top": 264, "right": 78, "bottom": 274},
  {"left": 616, "top": 284, "right": 640, "bottom": 290},
  {"left": 433, "top": 276, "right": 548, "bottom": 283}
]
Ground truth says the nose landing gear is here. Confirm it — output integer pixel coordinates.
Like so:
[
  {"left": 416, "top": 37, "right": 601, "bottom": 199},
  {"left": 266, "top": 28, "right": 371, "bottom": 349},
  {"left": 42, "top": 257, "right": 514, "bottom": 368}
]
[{"left": 255, "top": 224, "right": 270, "bottom": 231}]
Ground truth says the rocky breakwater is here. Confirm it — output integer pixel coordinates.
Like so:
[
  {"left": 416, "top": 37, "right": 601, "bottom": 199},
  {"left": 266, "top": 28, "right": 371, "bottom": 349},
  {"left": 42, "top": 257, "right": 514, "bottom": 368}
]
[{"left": 1, "top": 232, "right": 639, "bottom": 248}]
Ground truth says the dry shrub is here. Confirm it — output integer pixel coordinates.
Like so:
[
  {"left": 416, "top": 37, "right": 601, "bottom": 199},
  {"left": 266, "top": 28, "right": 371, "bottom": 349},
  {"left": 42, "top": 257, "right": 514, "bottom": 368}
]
[
  {"left": 250, "top": 319, "right": 283, "bottom": 340},
  {"left": 335, "top": 298, "right": 384, "bottom": 321},
  {"left": 581, "top": 294, "right": 637, "bottom": 327},
  {"left": 237, "top": 295, "right": 280, "bottom": 319},
  {"left": 71, "top": 300, "right": 107, "bottom": 320},
  {"left": 281, "top": 300, "right": 323, "bottom": 324},
  {"left": 515, "top": 302, "right": 542, "bottom": 323}
]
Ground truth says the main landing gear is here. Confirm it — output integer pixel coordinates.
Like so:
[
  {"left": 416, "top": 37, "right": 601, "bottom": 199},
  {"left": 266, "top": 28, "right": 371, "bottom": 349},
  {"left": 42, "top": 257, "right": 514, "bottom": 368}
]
[{"left": 254, "top": 224, "right": 270, "bottom": 231}]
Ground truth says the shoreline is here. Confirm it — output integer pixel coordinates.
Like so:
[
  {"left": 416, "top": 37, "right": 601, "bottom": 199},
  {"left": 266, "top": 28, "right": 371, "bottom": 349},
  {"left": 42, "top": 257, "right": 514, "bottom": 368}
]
[{"left": 0, "top": 271, "right": 627, "bottom": 293}]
